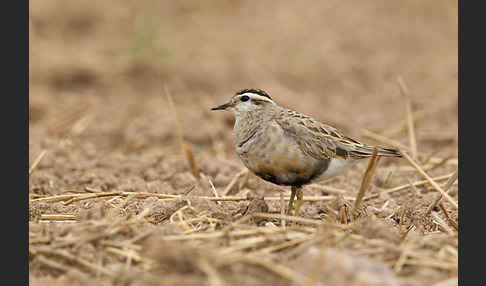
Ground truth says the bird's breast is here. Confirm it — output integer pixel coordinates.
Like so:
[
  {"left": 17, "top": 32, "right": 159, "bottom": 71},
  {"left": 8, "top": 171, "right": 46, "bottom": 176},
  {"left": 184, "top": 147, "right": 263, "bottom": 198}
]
[{"left": 236, "top": 124, "right": 330, "bottom": 186}]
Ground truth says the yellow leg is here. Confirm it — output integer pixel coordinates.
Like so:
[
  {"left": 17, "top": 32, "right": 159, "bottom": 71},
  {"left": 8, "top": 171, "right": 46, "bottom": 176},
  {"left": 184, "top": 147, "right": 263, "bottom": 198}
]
[
  {"left": 294, "top": 187, "right": 304, "bottom": 217},
  {"left": 287, "top": 186, "right": 297, "bottom": 215}
]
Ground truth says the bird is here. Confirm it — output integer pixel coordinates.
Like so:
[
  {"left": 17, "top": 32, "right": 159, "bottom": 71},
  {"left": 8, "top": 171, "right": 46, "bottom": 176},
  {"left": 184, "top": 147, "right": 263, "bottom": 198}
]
[{"left": 211, "top": 88, "right": 402, "bottom": 217}]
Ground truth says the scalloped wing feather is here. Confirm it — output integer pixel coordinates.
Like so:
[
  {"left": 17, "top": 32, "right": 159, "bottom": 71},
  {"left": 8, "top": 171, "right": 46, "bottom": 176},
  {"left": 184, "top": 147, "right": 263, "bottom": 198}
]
[{"left": 274, "top": 109, "right": 401, "bottom": 160}]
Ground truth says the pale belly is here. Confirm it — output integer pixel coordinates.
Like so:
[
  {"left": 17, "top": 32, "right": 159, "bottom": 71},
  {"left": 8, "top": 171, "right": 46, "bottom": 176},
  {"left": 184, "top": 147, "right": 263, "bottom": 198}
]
[{"left": 312, "top": 157, "right": 358, "bottom": 181}]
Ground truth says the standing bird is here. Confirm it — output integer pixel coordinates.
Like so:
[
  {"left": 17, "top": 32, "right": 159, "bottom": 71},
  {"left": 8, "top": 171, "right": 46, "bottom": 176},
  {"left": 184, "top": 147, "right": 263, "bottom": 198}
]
[{"left": 211, "top": 89, "right": 402, "bottom": 216}]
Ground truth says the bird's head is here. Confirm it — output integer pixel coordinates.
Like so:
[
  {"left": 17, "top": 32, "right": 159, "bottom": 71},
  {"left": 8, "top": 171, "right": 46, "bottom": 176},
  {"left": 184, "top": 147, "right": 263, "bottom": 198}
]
[{"left": 211, "top": 89, "right": 276, "bottom": 117}]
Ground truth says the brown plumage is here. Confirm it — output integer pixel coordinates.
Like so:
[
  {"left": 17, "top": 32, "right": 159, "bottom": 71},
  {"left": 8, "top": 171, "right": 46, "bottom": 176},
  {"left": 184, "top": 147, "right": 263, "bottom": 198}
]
[
  {"left": 275, "top": 109, "right": 402, "bottom": 161},
  {"left": 212, "top": 89, "right": 402, "bottom": 216}
]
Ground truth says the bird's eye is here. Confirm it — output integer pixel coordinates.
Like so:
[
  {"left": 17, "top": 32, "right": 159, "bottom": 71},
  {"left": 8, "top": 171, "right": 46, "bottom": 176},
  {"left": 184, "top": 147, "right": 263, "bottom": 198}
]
[{"left": 240, "top": 95, "right": 250, "bottom": 102}]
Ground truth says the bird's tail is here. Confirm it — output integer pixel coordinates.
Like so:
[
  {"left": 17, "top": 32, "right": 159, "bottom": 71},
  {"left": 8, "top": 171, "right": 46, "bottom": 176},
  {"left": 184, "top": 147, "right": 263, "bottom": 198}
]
[
  {"left": 375, "top": 146, "right": 402, "bottom": 157},
  {"left": 349, "top": 145, "right": 402, "bottom": 158}
]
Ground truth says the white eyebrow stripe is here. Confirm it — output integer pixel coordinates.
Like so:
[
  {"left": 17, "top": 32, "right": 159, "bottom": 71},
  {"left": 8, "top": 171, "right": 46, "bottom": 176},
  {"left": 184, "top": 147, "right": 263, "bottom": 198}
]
[{"left": 241, "top": 92, "right": 275, "bottom": 104}]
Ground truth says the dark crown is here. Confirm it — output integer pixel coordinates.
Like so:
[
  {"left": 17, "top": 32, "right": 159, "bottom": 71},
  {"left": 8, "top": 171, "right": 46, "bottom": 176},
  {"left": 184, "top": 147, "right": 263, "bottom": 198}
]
[{"left": 235, "top": 88, "right": 272, "bottom": 100}]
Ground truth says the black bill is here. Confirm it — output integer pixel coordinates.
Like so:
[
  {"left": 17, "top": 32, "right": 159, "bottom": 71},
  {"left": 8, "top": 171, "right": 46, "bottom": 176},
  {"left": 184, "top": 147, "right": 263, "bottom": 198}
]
[{"left": 211, "top": 103, "right": 231, "bottom": 110}]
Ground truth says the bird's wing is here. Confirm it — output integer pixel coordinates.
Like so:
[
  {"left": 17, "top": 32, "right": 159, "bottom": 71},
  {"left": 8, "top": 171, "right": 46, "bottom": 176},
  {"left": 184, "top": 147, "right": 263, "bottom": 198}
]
[{"left": 274, "top": 109, "right": 401, "bottom": 160}]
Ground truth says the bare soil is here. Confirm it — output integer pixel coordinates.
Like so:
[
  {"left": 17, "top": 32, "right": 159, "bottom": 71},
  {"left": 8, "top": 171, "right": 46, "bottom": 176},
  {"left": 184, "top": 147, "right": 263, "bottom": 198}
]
[{"left": 29, "top": 1, "right": 458, "bottom": 285}]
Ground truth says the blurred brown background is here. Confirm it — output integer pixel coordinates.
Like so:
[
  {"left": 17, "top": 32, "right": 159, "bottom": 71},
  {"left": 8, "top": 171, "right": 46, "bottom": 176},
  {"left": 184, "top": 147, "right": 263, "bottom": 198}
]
[{"left": 29, "top": 0, "right": 457, "bottom": 155}]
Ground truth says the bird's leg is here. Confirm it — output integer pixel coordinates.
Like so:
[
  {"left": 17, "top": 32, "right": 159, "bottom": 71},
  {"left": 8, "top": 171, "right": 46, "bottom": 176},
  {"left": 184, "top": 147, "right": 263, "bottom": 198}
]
[
  {"left": 294, "top": 186, "right": 304, "bottom": 217},
  {"left": 287, "top": 186, "right": 297, "bottom": 215}
]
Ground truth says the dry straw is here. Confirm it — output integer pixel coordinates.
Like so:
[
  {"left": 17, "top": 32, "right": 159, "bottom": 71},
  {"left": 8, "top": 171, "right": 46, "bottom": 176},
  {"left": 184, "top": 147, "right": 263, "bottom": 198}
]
[
  {"left": 397, "top": 76, "right": 418, "bottom": 160},
  {"left": 29, "top": 150, "right": 47, "bottom": 176},
  {"left": 353, "top": 148, "right": 380, "bottom": 215},
  {"left": 380, "top": 173, "right": 454, "bottom": 196},
  {"left": 164, "top": 85, "right": 200, "bottom": 179},
  {"left": 29, "top": 89, "right": 458, "bottom": 284},
  {"left": 425, "top": 168, "right": 458, "bottom": 215},
  {"left": 30, "top": 191, "right": 355, "bottom": 205},
  {"left": 400, "top": 151, "right": 458, "bottom": 209}
]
